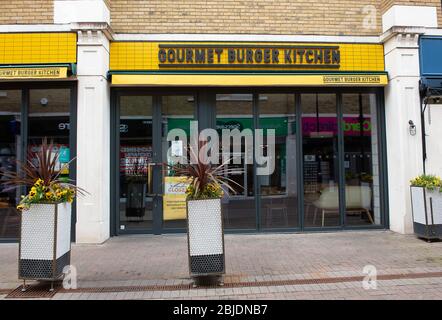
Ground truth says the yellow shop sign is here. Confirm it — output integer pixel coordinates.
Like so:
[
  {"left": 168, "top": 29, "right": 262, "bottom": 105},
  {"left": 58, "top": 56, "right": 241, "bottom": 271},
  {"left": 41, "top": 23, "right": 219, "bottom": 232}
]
[
  {"left": 0, "top": 67, "right": 68, "bottom": 79},
  {"left": 110, "top": 42, "right": 385, "bottom": 72}
]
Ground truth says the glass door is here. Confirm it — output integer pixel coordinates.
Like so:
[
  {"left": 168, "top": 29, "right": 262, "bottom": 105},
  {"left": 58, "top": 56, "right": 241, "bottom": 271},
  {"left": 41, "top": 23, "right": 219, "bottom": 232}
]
[
  {"left": 118, "top": 95, "right": 158, "bottom": 233},
  {"left": 117, "top": 94, "right": 195, "bottom": 234},
  {"left": 161, "top": 95, "right": 195, "bottom": 231}
]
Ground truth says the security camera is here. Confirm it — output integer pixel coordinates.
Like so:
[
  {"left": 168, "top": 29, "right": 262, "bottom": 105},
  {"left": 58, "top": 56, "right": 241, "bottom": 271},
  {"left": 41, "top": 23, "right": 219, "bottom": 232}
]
[{"left": 409, "top": 120, "right": 416, "bottom": 136}]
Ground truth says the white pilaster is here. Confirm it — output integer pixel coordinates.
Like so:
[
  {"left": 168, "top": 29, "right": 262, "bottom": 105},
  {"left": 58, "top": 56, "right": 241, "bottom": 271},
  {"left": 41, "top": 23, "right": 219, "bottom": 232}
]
[
  {"left": 382, "top": 23, "right": 426, "bottom": 234},
  {"left": 75, "top": 25, "right": 111, "bottom": 243}
]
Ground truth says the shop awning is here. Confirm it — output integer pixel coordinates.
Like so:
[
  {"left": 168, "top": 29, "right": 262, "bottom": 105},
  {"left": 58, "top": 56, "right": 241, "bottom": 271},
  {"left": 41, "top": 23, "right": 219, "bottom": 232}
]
[{"left": 110, "top": 73, "right": 388, "bottom": 87}]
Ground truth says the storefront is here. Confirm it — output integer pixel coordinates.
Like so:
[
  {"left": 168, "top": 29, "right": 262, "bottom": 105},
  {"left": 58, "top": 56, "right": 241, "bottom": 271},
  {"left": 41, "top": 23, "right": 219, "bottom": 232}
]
[
  {"left": 109, "top": 41, "right": 389, "bottom": 235},
  {"left": 0, "top": 33, "right": 77, "bottom": 240}
]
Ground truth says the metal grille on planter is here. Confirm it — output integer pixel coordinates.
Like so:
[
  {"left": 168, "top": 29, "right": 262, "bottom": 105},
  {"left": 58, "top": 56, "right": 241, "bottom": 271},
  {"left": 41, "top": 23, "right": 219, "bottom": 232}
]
[
  {"left": 19, "top": 203, "right": 72, "bottom": 281},
  {"left": 187, "top": 198, "right": 225, "bottom": 276},
  {"left": 411, "top": 186, "right": 442, "bottom": 240}
]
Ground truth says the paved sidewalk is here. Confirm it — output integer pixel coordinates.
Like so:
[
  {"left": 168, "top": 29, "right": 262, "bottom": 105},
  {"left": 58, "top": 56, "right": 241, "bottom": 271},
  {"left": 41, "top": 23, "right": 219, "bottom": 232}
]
[{"left": 1, "top": 230, "right": 442, "bottom": 299}]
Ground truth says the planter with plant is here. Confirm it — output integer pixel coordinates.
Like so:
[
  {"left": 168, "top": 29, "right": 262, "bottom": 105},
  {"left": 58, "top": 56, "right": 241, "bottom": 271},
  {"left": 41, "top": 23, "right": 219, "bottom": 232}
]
[
  {"left": 410, "top": 174, "right": 442, "bottom": 240},
  {"left": 169, "top": 149, "right": 241, "bottom": 284},
  {"left": 0, "top": 138, "right": 86, "bottom": 289}
]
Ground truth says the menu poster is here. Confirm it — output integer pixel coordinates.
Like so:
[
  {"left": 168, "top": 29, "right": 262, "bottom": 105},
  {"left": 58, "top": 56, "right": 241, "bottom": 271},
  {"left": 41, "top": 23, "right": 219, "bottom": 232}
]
[{"left": 120, "top": 145, "right": 153, "bottom": 176}]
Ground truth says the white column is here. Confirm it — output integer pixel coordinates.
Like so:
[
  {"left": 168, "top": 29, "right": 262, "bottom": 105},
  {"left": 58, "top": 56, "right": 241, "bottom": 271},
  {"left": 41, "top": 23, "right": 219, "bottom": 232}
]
[
  {"left": 75, "top": 27, "right": 111, "bottom": 243},
  {"left": 382, "top": 5, "right": 438, "bottom": 234}
]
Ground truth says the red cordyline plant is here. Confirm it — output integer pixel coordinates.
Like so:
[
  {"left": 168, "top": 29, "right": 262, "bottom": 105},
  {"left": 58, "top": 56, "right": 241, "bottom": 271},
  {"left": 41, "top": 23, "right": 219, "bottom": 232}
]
[
  {"left": 166, "top": 142, "right": 244, "bottom": 200},
  {"left": 0, "top": 138, "right": 87, "bottom": 210}
]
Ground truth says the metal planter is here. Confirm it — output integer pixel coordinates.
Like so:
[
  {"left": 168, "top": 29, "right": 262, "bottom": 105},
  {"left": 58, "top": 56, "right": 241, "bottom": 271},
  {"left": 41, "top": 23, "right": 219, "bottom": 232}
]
[
  {"left": 410, "top": 186, "right": 442, "bottom": 240},
  {"left": 186, "top": 198, "right": 225, "bottom": 277},
  {"left": 19, "top": 202, "right": 72, "bottom": 282}
]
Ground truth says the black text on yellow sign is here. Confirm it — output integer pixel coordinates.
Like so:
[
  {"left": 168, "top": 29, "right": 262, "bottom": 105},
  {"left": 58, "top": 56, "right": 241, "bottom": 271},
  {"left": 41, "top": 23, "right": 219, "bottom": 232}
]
[
  {"left": 158, "top": 45, "right": 341, "bottom": 69},
  {"left": 0, "top": 67, "right": 68, "bottom": 79}
]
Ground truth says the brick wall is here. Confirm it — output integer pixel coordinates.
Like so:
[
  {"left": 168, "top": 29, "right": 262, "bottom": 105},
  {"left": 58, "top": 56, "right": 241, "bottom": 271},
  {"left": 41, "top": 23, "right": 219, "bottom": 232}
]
[
  {"left": 110, "top": 0, "right": 383, "bottom": 35},
  {"left": 0, "top": 0, "right": 53, "bottom": 24},
  {"left": 103, "top": 0, "right": 111, "bottom": 9},
  {"left": 0, "top": 1, "right": 439, "bottom": 35}
]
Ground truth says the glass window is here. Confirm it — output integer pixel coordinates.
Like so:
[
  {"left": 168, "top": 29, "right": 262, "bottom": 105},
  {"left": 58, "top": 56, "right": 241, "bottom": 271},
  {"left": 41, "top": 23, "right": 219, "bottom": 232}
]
[
  {"left": 162, "top": 95, "right": 195, "bottom": 229},
  {"left": 0, "top": 90, "right": 21, "bottom": 239},
  {"left": 258, "top": 94, "right": 298, "bottom": 228},
  {"left": 216, "top": 94, "right": 256, "bottom": 229},
  {"left": 302, "top": 94, "right": 340, "bottom": 228},
  {"left": 119, "top": 96, "right": 153, "bottom": 231},
  {"left": 342, "top": 93, "right": 381, "bottom": 226},
  {"left": 28, "top": 89, "right": 71, "bottom": 180}
]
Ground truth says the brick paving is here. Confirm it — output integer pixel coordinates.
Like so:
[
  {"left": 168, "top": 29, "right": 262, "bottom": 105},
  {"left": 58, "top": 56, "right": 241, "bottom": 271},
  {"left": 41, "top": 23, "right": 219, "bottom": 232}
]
[{"left": 1, "top": 230, "right": 442, "bottom": 299}]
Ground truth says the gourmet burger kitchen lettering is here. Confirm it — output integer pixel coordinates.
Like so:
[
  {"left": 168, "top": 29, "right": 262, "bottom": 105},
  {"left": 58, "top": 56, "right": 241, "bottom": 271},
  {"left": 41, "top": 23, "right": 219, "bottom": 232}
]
[{"left": 158, "top": 45, "right": 341, "bottom": 68}]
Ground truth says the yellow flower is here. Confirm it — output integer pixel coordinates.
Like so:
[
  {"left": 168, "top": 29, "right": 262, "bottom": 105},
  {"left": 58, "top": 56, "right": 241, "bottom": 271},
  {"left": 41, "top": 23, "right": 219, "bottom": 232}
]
[{"left": 16, "top": 204, "right": 25, "bottom": 210}]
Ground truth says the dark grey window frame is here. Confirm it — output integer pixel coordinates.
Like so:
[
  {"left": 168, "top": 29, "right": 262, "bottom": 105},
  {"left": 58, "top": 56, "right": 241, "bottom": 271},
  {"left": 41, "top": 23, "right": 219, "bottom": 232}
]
[{"left": 110, "top": 87, "right": 389, "bottom": 236}]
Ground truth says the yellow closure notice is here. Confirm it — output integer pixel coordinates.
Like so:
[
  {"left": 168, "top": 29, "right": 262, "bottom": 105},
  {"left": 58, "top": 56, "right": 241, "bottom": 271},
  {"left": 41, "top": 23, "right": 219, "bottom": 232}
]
[
  {"left": 163, "top": 176, "right": 191, "bottom": 221},
  {"left": 0, "top": 67, "right": 68, "bottom": 79},
  {"left": 112, "top": 74, "right": 388, "bottom": 87}
]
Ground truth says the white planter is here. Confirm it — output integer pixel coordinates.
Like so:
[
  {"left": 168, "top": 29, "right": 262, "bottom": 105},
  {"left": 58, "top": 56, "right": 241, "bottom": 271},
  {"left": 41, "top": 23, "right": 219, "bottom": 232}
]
[
  {"left": 410, "top": 186, "right": 442, "bottom": 240},
  {"left": 186, "top": 198, "right": 225, "bottom": 276},
  {"left": 19, "top": 202, "right": 72, "bottom": 280}
]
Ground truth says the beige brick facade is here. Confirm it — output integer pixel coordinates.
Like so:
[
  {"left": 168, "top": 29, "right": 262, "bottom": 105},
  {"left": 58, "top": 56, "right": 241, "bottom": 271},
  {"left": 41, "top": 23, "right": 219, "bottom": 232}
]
[
  {"left": 0, "top": 0, "right": 53, "bottom": 24},
  {"left": 109, "top": 0, "right": 442, "bottom": 35},
  {"left": 110, "top": 0, "right": 383, "bottom": 35},
  {"left": 0, "top": 1, "right": 440, "bottom": 35}
]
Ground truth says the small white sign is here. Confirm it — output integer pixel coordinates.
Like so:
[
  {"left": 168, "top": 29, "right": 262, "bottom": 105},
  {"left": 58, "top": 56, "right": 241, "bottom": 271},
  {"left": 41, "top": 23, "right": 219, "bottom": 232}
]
[{"left": 171, "top": 140, "right": 183, "bottom": 157}]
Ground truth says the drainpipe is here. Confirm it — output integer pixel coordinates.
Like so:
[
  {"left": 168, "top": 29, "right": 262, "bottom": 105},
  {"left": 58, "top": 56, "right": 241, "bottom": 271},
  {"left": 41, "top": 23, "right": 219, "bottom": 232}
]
[{"left": 420, "top": 91, "right": 428, "bottom": 174}]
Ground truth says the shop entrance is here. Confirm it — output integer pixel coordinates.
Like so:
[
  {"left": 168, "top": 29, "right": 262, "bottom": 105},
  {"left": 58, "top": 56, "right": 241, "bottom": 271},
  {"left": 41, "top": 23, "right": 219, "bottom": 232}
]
[{"left": 115, "top": 94, "right": 196, "bottom": 234}]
